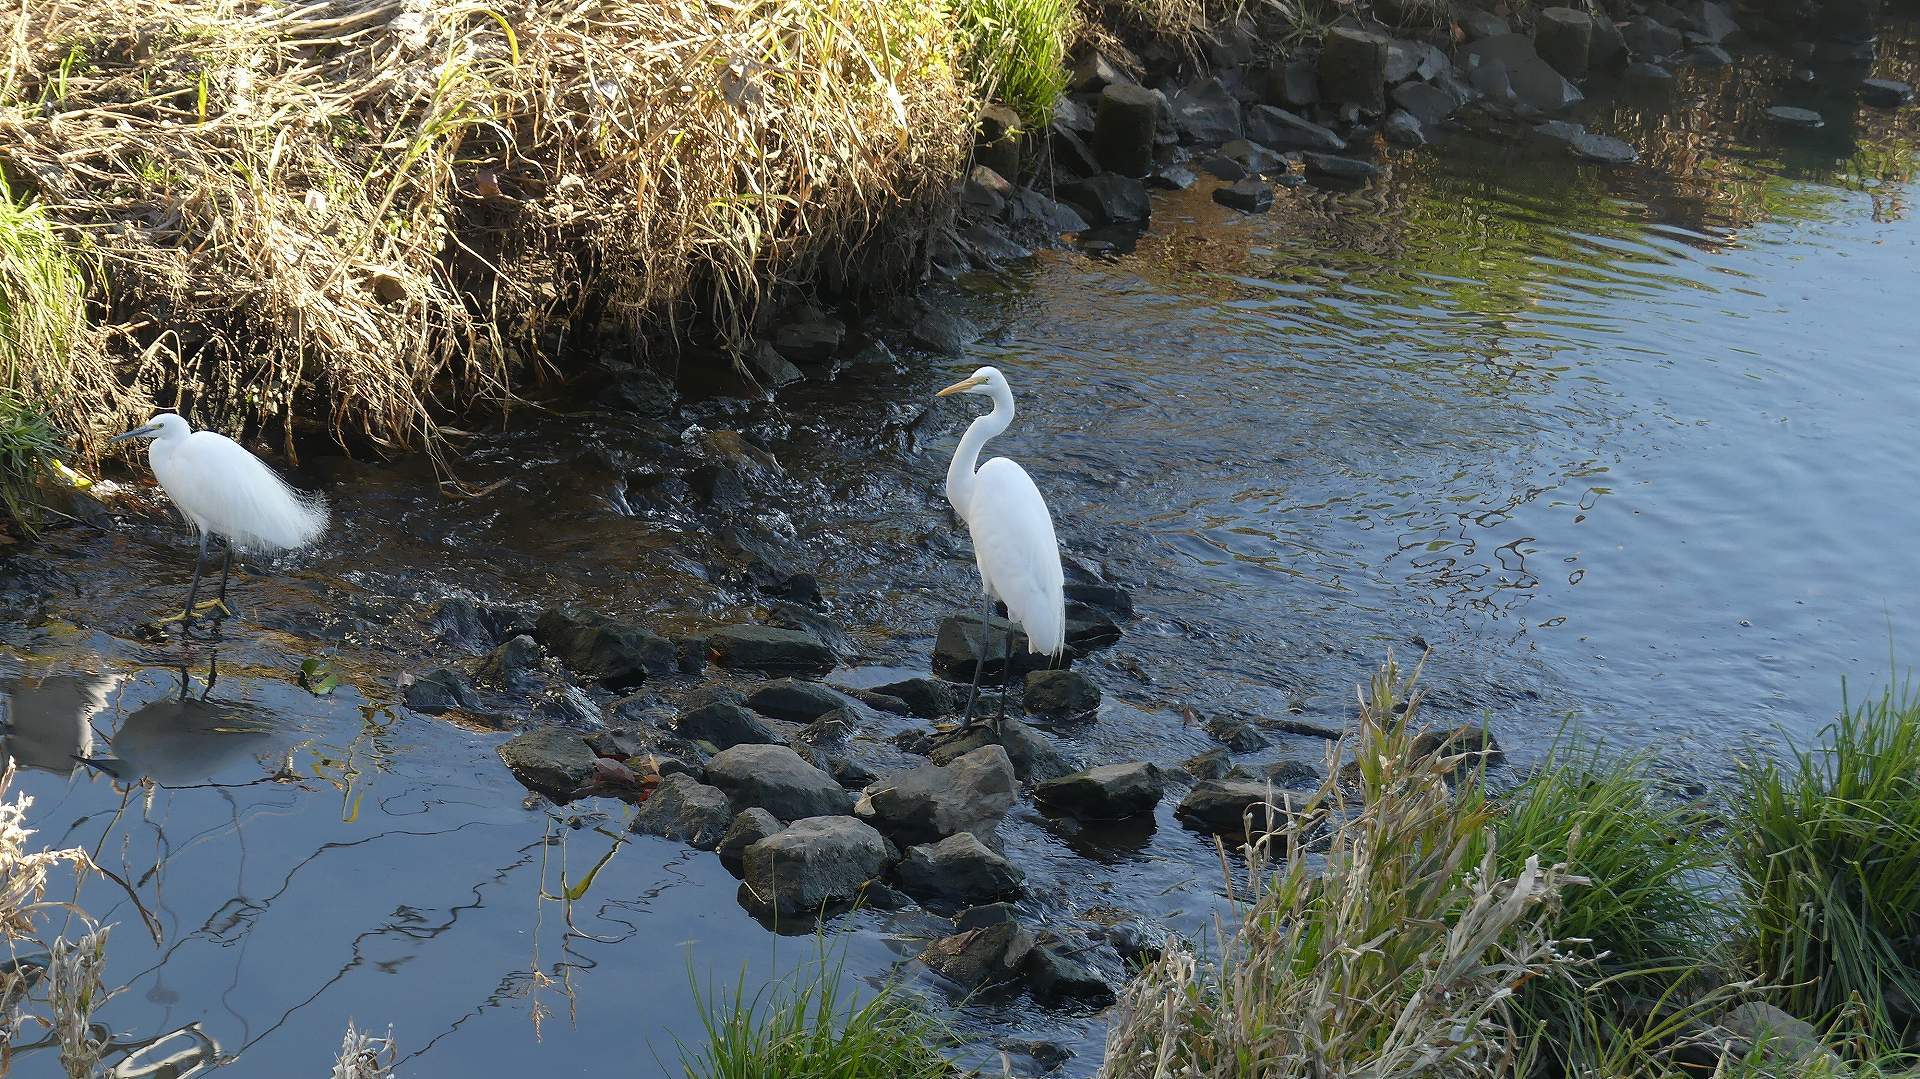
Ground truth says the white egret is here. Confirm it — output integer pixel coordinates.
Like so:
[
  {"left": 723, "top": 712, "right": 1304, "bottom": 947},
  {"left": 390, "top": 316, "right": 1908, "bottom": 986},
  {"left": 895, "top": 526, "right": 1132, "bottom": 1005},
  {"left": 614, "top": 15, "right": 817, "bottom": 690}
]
[
  {"left": 109, "top": 413, "right": 329, "bottom": 625},
  {"left": 935, "top": 366, "right": 1066, "bottom": 729}
]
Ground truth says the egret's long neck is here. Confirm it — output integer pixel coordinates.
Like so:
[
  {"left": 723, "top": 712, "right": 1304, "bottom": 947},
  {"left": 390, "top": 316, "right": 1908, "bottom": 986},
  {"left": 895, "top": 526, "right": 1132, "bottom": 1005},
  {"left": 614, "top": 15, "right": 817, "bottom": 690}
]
[{"left": 945, "top": 386, "right": 1013, "bottom": 521}]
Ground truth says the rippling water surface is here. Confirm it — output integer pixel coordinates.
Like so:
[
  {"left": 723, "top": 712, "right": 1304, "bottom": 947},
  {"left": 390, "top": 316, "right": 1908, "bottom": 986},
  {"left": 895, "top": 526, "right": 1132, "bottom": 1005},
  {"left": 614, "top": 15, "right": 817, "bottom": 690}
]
[{"left": 3, "top": 19, "right": 1919, "bottom": 1076}]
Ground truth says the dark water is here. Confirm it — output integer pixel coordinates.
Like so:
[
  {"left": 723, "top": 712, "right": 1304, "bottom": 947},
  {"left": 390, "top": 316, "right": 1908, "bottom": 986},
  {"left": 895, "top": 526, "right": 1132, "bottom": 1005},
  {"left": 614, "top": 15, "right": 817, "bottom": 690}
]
[{"left": 3, "top": 19, "right": 1919, "bottom": 1076}]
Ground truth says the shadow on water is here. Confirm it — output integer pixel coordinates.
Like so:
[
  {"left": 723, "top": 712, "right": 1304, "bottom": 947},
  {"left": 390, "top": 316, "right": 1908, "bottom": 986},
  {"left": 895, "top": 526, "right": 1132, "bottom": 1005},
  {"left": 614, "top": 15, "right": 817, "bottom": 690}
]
[{"left": 1, "top": 11, "right": 1919, "bottom": 1077}]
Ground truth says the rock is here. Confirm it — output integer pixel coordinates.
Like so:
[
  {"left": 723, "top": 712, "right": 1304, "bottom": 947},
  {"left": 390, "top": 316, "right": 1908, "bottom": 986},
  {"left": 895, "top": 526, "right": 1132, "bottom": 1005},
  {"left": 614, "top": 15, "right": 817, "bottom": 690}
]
[
  {"left": 894, "top": 832, "right": 1025, "bottom": 908},
  {"left": 424, "top": 596, "right": 526, "bottom": 654},
  {"left": 1070, "top": 50, "right": 1129, "bottom": 94},
  {"left": 976, "top": 103, "right": 1023, "bottom": 181},
  {"left": 927, "top": 720, "right": 1074, "bottom": 782},
  {"left": 1182, "top": 746, "right": 1233, "bottom": 780},
  {"left": 1024, "top": 945, "right": 1116, "bottom": 1005},
  {"left": 1053, "top": 95, "right": 1096, "bottom": 137},
  {"left": 1411, "top": 725, "right": 1503, "bottom": 770},
  {"left": 1034, "top": 762, "right": 1166, "bottom": 820},
  {"left": 1765, "top": 105, "right": 1824, "bottom": 128},
  {"left": 1245, "top": 105, "right": 1347, "bottom": 152},
  {"left": 1207, "top": 714, "right": 1269, "bottom": 751},
  {"left": 773, "top": 314, "right": 845, "bottom": 367},
  {"left": 907, "top": 305, "right": 979, "bottom": 354},
  {"left": 1049, "top": 123, "right": 1101, "bottom": 177},
  {"left": 1013, "top": 189, "right": 1091, "bottom": 233},
  {"left": 1588, "top": 17, "right": 1627, "bottom": 69},
  {"left": 1105, "top": 920, "right": 1163, "bottom": 965},
  {"left": 712, "top": 811, "right": 779, "bottom": 878},
  {"left": 630, "top": 773, "right": 733, "bottom": 849},
  {"left": 747, "top": 678, "right": 847, "bottom": 723},
  {"left": 746, "top": 342, "right": 804, "bottom": 388},
  {"left": 1684, "top": 44, "right": 1732, "bottom": 67},
  {"left": 706, "top": 743, "right": 852, "bottom": 819},
  {"left": 919, "top": 922, "right": 1035, "bottom": 988},
  {"left": 1064, "top": 607, "right": 1123, "bottom": 653},
  {"left": 532, "top": 685, "right": 600, "bottom": 728},
  {"left": 1093, "top": 83, "right": 1160, "bottom": 177},
  {"left": 403, "top": 666, "right": 478, "bottom": 714},
  {"left": 706, "top": 624, "right": 835, "bottom": 676},
  {"left": 742, "top": 816, "right": 891, "bottom": 918},
  {"left": 1621, "top": 16, "right": 1683, "bottom": 60},
  {"left": 1303, "top": 152, "right": 1379, "bottom": 181},
  {"left": 1059, "top": 173, "right": 1151, "bottom": 227},
  {"left": 1463, "top": 35, "right": 1583, "bottom": 112},
  {"left": 1061, "top": 578, "right": 1133, "bottom": 616},
  {"left": 1383, "top": 109, "right": 1426, "bottom": 146},
  {"left": 955, "top": 901, "right": 1018, "bottom": 931},
  {"left": 869, "top": 677, "right": 957, "bottom": 719},
  {"left": 1175, "top": 779, "right": 1314, "bottom": 837},
  {"left": 1680, "top": 0, "right": 1739, "bottom": 44},
  {"left": 1469, "top": 58, "right": 1518, "bottom": 105},
  {"left": 859, "top": 745, "right": 1018, "bottom": 845},
  {"left": 960, "top": 223, "right": 1032, "bottom": 263},
  {"left": 687, "top": 462, "right": 747, "bottom": 510},
  {"left": 1623, "top": 61, "right": 1676, "bottom": 88},
  {"left": 1534, "top": 8, "right": 1594, "bottom": 77},
  {"left": 534, "top": 610, "right": 676, "bottom": 691},
  {"left": 1000, "top": 1039, "right": 1074, "bottom": 1074},
  {"left": 1319, "top": 28, "right": 1391, "bottom": 110},
  {"left": 960, "top": 166, "right": 1011, "bottom": 219},
  {"left": 1391, "top": 82, "right": 1459, "bottom": 126},
  {"left": 498, "top": 727, "right": 596, "bottom": 801},
  {"left": 1024, "top": 669, "right": 1101, "bottom": 716},
  {"left": 1534, "top": 120, "right": 1638, "bottom": 163},
  {"left": 673, "top": 701, "right": 780, "bottom": 750},
  {"left": 1170, "top": 77, "right": 1243, "bottom": 145},
  {"left": 932, "top": 613, "right": 1059, "bottom": 682},
  {"left": 1676, "top": 1002, "right": 1844, "bottom": 1072},
  {"left": 1859, "top": 78, "right": 1915, "bottom": 107},
  {"left": 474, "top": 634, "right": 542, "bottom": 689},
  {"left": 1209, "top": 138, "right": 1286, "bottom": 177},
  {"left": 1147, "top": 163, "right": 1198, "bottom": 190},
  {"left": 1458, "top": 9, "right": 1511, "bottom": 40},
  {"left": 1265, "top": 58, "right": 1320, "bottom": 108}
]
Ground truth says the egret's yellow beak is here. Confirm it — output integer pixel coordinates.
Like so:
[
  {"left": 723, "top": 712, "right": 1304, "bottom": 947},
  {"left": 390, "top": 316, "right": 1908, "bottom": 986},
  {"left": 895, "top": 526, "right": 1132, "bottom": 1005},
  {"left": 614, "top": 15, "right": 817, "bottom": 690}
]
[{"left": 935, "top": 375, "right": 985, "bottom": 397}]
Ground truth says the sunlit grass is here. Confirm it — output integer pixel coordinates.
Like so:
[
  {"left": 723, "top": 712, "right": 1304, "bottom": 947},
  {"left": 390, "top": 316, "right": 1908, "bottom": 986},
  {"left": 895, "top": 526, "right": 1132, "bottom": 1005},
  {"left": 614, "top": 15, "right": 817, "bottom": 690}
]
[{"left": 956, "top": 0, "right": 1075, "bottom": 126}]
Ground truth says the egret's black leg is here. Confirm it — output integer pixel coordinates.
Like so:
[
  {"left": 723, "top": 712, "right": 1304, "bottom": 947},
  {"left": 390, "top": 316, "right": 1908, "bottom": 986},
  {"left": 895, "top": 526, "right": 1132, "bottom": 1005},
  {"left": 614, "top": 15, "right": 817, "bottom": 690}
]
[
  {"left": 216, "top": 541, "right": 234, "bottom": 604},
  {"left": 958, "top": 597, "right": 994, "bottom": 728},
  {"left": 181, "top": 532, "right": 210, "bottom": 627},
  {"left": 993, "top": 627, "right": 1014, "bottom": 734}
]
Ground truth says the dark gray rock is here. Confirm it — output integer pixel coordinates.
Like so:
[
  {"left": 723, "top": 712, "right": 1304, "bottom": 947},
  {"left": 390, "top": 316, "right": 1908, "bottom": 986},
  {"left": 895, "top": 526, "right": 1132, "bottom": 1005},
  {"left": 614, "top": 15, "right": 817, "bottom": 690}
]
[
  {"left": 688, "top": 462, "right": 747, "bottom": 510},
  {"left": 1049, "top": 123, "right": 1101, "bottom": 177},
  {"left": 1207, "top": 713, "right": 1269, "bottom": 751},
  {"left": 1267, "top": 759, "right": 1322, "bottom": 787},
  {"left": 928, "top": 719, "right": 1075, "bottom": 782},
  {"left": 1175, "top": 779, "right": 1315, "bottom": 837},
  {"left": 1765, "top": 105, "right": 1824, "bottom": 128},
  {"left": 1860, "top": 78, "right": 1915, "bottom": 107},
  {"left": 1391, "top": 81, "right": 1460, "bottom": 126},
  {"left": 773, "top": 315, "right": 845, "bottom": 367},
  {"left": 1024, "top": 669, "right": 1101, "bottom": 716},
  {"left": 498, "top": 727, "right": 595, "bottom": 801},
  {"left": 1319, "top": 27, "right": 1391, "bottom": 110},
  {"left": 532, "top": 685, "right": 601, "bottom": 728},
  {"left": 1246, "top": 105, "right": 1347, "bottom": 152},
  {"left": 1024, "top": 945, "right": 1116, "bottom": 1005},
  {"left": 1459, "top": 9, "right": 1511, "bottom": 39},
  {"left": 1182, "top": 746, "right": 1233, "bottom": 780},
  {"left": 1070, "top": 51, "right": 1129, "bottom": 94},
  {"left": 1105, "top": 920, "right": 1163, "bottom": 965},
  {"left": 1589, "top": 16, "right": 1627, "bottom": 69},
  {"left": 1383, "top": 109, "right": 1426, "bottom": 146},
  {"left": 1053, "top": 94, "right": 1095, "bottom": 137},
  {"left": 742, "top": 816, "right": 891, "bottom": 918},
  {"left": 1059, "top": 173, "right": 1151, "bottom": 227},
  {"left": 1463, "top": 35, "right": 1583, "bottom": 112},
  {"left": 1171, "top": 77, "right": 1244, "bottom": 144},
  {"left": 908, "top": 305, "right": 980, "bottom": 354},
  {"left": 932, "top": 613, "right": 1059, "bottom": 681},
  {"left": 1061, "top": 579, "right": 1133, "bottom": 617},
  {"left": 630, "top": 773, "right": 733, "bottom": 849},
  {"left": 1535, "top": 8, "right": 1594, "bottom": 77},
  {"left": 1304, "top": 152, "right": 1380, "bottom": 181},
  {"left": 1147, "top": 163, "right": 1198, "bottom": 190},
  {"left": 1684, "top": 44, "right": 1732, "bottom": 66},
  {"left": 718, "top": 808, "right": 782, "bottom": 876},
  {"left": 1012, "top": 189, "right": 1091, "bottom": 233},
  {"left": 534, "top": 610, "right": 675, "bottom": 691},
  {"left": 976, "top": 103, "right": 1024, "bottom": 182},
  {"left": 859, "top": 745, "right": 1018, "bottom": 845},
  {"left": 960, "top": 165, "right": 1010, "bottom": 218},
  {"left": 403, "top": 666, "right": 477, "bottom": 714},
  {"left": 1034, "top": 762, "right": 1166, "bottom": 820},
  {"left": 1265, "top": 58, "right": 1320, "bottom": 109},
  {"left": 1411, "top": 725, "right": 1504, "bottom": 772},
  {"left": 1206, "top": 138, "right": 1286, "bottom": 179},
  {"left": 474, "top": 634, "right": 542, "bottom": 689},
  {"left": 706, "top": 624, "right": 834, "bottom": 675},
  {"left": 961, "top": 223, "right": 1032, "bottom": 264},
  {"left": 1534, "top": 120, "right": 1638, "bottom": 163},
  {"left": 1677, "top": 1002, "right": 1844, "bottom": 1073},
  {"left": 955, "top": 901, "right": 1019, "bottom": 931},
  {"left": 869, "top": 677, "right": 957, "bottom": 719},
  {"left": 1094, "top": 83, "right": 1160, "bottom": 177},
  {"left": 919, "top": 922, "right": 1035, "bottom": 988},
  {"left": 674, "top": 701, "right": 780, "bottom": 750},
  {"left": 746, "top": 343, "right": 804, "bottom": 388},
  {"left": 1623, "top": 60, "right": 1676, "bottom": 87},
  {"left": 1621, "top": 16, "right": 1683, "bottom": 60},
  {"left": 706, "top": 743, "right": 852, "bottom": 819},
  {"left": 746, "top": 678, "right": 846, "bottom": 723},
  {"left": 1469, "top": 58, "right": 1519, "bottom": 105},
  {"left": 894, "top": 832, "right": 1025, "bottom": 908},
  {"left": 1383, "top": 39, "right": 1448, "bottom": 83},
  {"left": 425, "top": 596, "right": 528, "bottom": 654},
  {"left": 1680, "top": 0, "right": 1739, "bottom": 44}
]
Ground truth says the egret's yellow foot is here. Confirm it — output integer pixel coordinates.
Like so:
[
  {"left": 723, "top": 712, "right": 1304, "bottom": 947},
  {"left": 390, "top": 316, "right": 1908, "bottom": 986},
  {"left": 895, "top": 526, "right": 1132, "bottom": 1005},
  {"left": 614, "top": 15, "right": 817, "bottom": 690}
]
[{"left": 193, "top": 598, "right": 236, "bottom": 619}]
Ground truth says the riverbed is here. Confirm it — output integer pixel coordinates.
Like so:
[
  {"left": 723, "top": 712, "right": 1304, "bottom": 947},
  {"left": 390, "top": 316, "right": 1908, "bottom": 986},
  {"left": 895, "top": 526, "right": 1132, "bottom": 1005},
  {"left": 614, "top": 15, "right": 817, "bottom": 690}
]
[{"left": 3, "top": 17, "right": 1917, "bottom": 1076}]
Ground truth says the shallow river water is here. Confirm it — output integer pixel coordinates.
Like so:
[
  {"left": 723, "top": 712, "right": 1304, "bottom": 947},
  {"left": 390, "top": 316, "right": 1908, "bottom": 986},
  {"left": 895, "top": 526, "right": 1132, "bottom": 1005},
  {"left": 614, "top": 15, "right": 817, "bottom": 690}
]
[{"left": 3, "top": 16, "right": 1918, "bottom": 1077}]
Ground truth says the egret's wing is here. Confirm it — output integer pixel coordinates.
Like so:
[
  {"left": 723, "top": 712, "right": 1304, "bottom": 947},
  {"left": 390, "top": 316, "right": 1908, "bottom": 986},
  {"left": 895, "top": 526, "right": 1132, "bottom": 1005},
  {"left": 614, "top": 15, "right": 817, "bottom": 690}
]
[
  {"left": 968, "top": 458, "right": 1066, "bottom": 655},
  {"left": 157, "top": 432, "right": 328, "bottom": 552}
]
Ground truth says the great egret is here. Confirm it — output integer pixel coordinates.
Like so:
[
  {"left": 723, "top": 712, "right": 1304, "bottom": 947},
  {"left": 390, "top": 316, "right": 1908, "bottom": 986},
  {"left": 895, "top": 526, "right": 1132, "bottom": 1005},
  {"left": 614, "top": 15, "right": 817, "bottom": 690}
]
[
  {"left": 936, "top": 366, "right": 1066, "bottom": 729},
  {"left": 110, "top": 413, "right": 329, "bottom": 625}
]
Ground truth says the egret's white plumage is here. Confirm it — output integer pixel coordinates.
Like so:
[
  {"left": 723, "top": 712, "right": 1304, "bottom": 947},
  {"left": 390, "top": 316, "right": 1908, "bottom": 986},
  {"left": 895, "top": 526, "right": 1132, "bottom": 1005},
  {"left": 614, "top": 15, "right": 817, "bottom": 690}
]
[{"left": 938, "top": 366, "right": 1066, "bottom": 658}]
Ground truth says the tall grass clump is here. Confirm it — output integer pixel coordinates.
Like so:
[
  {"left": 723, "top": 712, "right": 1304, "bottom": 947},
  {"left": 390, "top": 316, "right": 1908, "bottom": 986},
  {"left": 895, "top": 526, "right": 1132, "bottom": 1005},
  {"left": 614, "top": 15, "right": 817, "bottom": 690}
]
[
  {"left": 1492, "top": 739, "right": 1725, "bottom": 1068},
  {"left": 681, "top": 956, "right": 954, "bottom": 1079},
  {"left": 1733, "top": 679, "right": 1920, "bottom": 1043},
  {"left": 955, "top": 0, "right": 1075, "bottom": 126},
  {"left": 1101, "top": 656, "right": 1585, "bottom": 1078}
]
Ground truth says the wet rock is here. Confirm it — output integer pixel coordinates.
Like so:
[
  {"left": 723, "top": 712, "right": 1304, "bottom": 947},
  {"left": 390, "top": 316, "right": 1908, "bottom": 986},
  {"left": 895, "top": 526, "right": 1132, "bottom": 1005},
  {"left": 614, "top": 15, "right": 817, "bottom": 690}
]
[
  {"left": 1535, "top": 8, "right": 1594, "bottom": 77},
  {"left": 1061, "top": 579, "right": 1133, "bottom": 617},
  {"left": 1685, "top": 44, "right": 1732, "bottom": 67},
  {"left": 1012, "top": 189, "right": 1091, "bottom": 233},
  {"left": 1000, "top": 1039, "right": 1073, "bottom": 1074},
  {"left": 859, "top": 745, "right": 1018, "bottom": 845},
  {"left": 841, "top": 689, "right": 910, "bottom": 719},
  {"left": 1680, "top": 0, "right": 1739, "bottom": 44},
  {"left": 1106, "top": 920, "right": 1163, "bottom": 965},
  {"left": 1204, "top": 139, "right": 1281, "bottom": 179},
  {"left": 1059, "top": 173, "right": 1151, "bottom": 227},
  {"left": 1534, "top": 120, "right": 1638, "bottom": 164},
  {"left": 919, "top": 921, "right": 1035, "bottom": 989},
  {"left": 747, "top": 678, "right": 847, "bottom": 723},
  {"left": 932, "top": 613, "right": 1059, "bottom": 682},
  {"left": 955, "top": 901, "right": 1018, "bottom": 931},
  {"left": 1304, "top": 152, "right": 1379, "bottom": 181},
  {"left": 746, "top": 342, "right": 804, "bottom": 388},
  {"left": 1064, "top": 607, "right": 1124, "bottom": 653},
  {"left": 928, "top": 719, "right": 1074, "bottom": 782},
  {"left": 1070, "top": 50, "right": 1129, "bottom": 94},
  {"left": 1589, "top": 17, "right": 1627, "bottom": 69},
  {"left": 1034, "top": 762, "right": 1166, "bottom": 820},
  {"left": 869, "top": 677, "right": 957, "bottom": 719},
  {"left": 1182, "top": 746, "right": 1233, "bottom": 780},
  {"left": 976, "top": 103, "right": 1024, "bottom": 182},
  {"left": 1171, "top": 77, "right": 1244, "bottom": 145},
  {"left": 1677, "top": 1002, "right": 1843, "bottom": 1073},
  {"left": 687, "top": 462, "right": 747, "bottom": 510},
  {"left": 1859, "top": 78, "right": 1915, "bottom": 107},
  {"left": 1319, "top": 28, "right": 1391, "bottom": 110},
  {"left": 1383, "top": 109, "right": 1426, "bottom": 146},
  {"left": 1458, "top": 9, "right": 1511, "bottom": 39},
  {"left": 1052, "top": 94, "right": 1096, "bottom": 137},
  {"left": 741, "top": 816, "right": 890, "bottom": 918},
  {"left": 1624, "top": 60, "right": 1676, "bottom": 87},
  {"left": 1147, "top": 162, "right": 1198, "bottom": 189},
  {"left": 1391, "top": 82, "right": 1459, "bottom": 127},
  {"left": 907, "top": 305, "right": 980, "bottom": 354},
  {"left": 1265, "top": 58, "right": 1320, "bottom": 109},
  {"left": 1621, "top": 16, "right": 1684, "bottom": 60},
  {"left": 426, "top": 597, "right": 526, "bottom": 654},
  {"left": 1024, "top": 945, "right": 1117, "bottom": 1005},
  {"left": 630, "top": 773, "right": 733, "bottom": 850},
  {"left": 673, "top": 701, "right": 780, "bottom": 750},
  {"left": 1469, "top": 59, "right": 1519, "bottom": 105},
  {"left": 706, "top": 743, "right": 852, "bottom": 819},
  {"left": 1049, "top": 123, "right": 1101, "bottom": 177},
  {"left": 534, "top": 610, "right": 675, "bottom": 691},
  {"left": 1024, "top": 669, "right": 1101, "bottom": 716},
  {"left": 1463, "top": 35, "right": 1583, "bottom": 112},
  {"left": 1093, "top": 83, "right": 1160, "bottom": 177},
  {"left": 586, "top": 725, "right": 650, "bottom": 760},
  {"left": 1765, "top": 105, "right": 1824, "bottom": 128},
  {"left": 717, "top": 808, "right": 782, "bottom": 876},
  {"left": 403, "top": 666, "right": 478, "bottom": 714},
  {"left": 960, "top": 223, "right": 1032, "bottom": 264},
  {"left": 706, "top": 624, "right": 834, "bottom": 676},
  {"left": 894, "top": 832, "right": 1025, "bottom": 908},
  {"left": 532, "top": 685, "right": 601, "bottom": 728},
  {"left": 1207, "top": 714, "right": 1269, "bottom": 751},
  {"left": 1245, "top": 105, "right": 1346, "bottom": 153},
  {"left": 1412, "top": 725, "right": 1503, "bottom": 772},
  {"left": 498, "top": 727, "right": 596, "bottom": 801},
  {"left": 1176, "top": 779, "right": 1315, "bottom": 838},
  {"left": 773, "top": 314, "right": 845, "bottom": 367}
]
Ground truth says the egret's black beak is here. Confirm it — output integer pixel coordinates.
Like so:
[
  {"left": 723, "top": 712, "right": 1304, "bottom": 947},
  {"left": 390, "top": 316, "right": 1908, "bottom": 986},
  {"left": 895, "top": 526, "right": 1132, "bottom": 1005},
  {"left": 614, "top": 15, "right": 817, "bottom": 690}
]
[{"left": 108, "top": 424, "right": 156, "bottom": 444}]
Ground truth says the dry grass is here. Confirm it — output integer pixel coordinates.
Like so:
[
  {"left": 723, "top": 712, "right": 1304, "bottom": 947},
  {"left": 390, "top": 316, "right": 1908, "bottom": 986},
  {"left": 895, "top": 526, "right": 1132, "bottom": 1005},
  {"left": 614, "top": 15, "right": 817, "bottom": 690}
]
[
  {"left": 0, "top": 764, "right": 101, "bottom": 1072},
  {"left": 1, "top": 0, "right": 973, "bottom": 460}
]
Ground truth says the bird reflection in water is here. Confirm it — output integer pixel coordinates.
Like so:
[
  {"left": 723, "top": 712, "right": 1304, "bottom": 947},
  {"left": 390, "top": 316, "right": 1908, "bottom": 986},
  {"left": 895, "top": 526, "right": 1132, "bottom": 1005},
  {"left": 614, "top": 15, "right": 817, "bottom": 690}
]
[
  {"left": 78, "top": 652, "right": 283, "bottom": 789},
  {"left": 0, "top": 669, "right": 123, "bottom": 777}
]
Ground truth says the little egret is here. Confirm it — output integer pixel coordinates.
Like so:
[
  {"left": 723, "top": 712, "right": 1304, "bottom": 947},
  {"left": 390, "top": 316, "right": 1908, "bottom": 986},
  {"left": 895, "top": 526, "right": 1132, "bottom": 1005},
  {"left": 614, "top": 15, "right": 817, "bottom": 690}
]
[
  {"left": 936, "top": 366, "right": 1066, "bottom": 729},
  {"left": 110, "top": 413, "right": 329, "bottom": 625}
]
